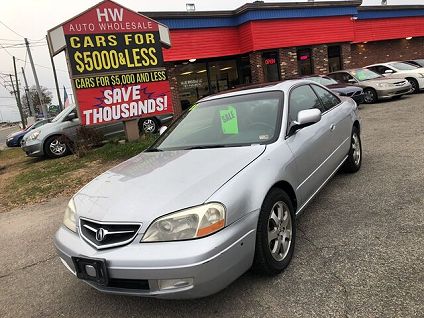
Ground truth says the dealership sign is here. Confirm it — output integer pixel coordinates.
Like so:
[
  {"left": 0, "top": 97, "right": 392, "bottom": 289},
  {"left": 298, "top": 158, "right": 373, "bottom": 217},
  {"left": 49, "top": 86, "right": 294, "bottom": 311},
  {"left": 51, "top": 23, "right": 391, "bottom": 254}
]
[{"left": 47, "top": 0, "right": 172, "bottom": 126}]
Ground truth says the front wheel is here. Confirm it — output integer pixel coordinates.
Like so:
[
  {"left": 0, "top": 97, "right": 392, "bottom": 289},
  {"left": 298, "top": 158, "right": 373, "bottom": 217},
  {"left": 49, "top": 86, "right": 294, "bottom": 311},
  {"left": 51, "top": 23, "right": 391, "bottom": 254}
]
[
  {"left": 406, "top": 78, "right": 419, "bottom": 94},
  {"left": 364, "top": 88, "right": 378, "bottom": 104},
  {"left": 253, "top": 188, "right": 296, "bottom": 275},
  {"left": 44, "top": 135, "right": 70, "bottom": 158},
  {"left": 343, "top": 127, "right": 362, "bottom": 173}
]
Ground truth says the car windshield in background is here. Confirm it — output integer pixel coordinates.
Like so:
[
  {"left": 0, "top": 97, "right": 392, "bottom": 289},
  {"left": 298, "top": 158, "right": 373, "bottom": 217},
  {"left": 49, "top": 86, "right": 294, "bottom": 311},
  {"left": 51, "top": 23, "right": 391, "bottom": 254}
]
[
  {"left": 390, "top": 62, "right": 419, "bottom": 70},
  {"left": 351, "top": 69, "right": 382, "bottom": 81},
  {"left": 152, "top": 91, "right": 283, "bottom": 151},
  {"left": 307, "top": 76, "right": 338, "bottom": 86}
]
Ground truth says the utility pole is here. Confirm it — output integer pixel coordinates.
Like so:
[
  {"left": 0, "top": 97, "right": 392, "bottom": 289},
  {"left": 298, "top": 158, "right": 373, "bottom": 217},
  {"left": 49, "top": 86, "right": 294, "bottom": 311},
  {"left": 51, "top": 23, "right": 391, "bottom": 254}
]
[
  {"left": 47, "top": 35, "right": 63, "bottom": 110},
  {"left": 21, "top": 67, "right": 35, "bottom": 116},
  {"left": 25, "top": 38, "right": 48, "bottom": 118},
  {"left": 10, "top": 66, "right": 26, "bottom": 129}
]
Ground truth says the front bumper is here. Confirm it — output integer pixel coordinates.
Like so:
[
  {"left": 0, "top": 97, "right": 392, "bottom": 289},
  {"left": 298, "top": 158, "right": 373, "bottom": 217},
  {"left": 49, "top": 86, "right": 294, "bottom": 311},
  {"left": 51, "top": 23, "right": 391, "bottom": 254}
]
[
  {"left": 6, "top": 138, "right": 19, "bottom": 147},
  {"left": 54, "top": 210, "right": 259, "bottom": 299},
  {"left": 377, "top": 85, "right": 413, "bottom": 99},
  {"left": 21, "top": 139, "right": 44, "bottom": 157}
]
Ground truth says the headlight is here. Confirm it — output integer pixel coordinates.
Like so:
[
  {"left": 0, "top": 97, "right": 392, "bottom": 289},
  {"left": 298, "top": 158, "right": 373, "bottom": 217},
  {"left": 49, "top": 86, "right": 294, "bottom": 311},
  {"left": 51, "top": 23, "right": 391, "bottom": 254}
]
[
  {"left": 28, "top": 130, "right": 40, "bottom": 140},
  {"left": 419, "top": 73, "right": 424, "bottom": 78},
  {"left": 142, "top": 203, "right": 226, "bottom": 242},
  {"left": 376, "top": 83, "right": 391, "bottom": 88},
  {"left": 63, "top": 198, "right": 77, "bottom": 232}
]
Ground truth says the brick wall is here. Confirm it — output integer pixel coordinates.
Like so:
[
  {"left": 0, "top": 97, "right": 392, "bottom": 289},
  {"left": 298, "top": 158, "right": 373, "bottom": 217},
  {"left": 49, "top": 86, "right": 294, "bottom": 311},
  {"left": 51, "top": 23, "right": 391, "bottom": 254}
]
[
  {"left": 312, "top": 45, "right": 329, "bottom": 75},
  {"left": 249, "top": 51, "right": 265, "bottom": 83},
  {"left": 350, "top": 37, "right": 424, "bottom": 68},
  {"left": 279, "top": 47, "right": 298, "bottom": 79},
  {"left": 340, "top": 43, "right": 352, "bottom": 69},
  {"left": 166, "top": 64, "right": 182, "bottom": 116}
]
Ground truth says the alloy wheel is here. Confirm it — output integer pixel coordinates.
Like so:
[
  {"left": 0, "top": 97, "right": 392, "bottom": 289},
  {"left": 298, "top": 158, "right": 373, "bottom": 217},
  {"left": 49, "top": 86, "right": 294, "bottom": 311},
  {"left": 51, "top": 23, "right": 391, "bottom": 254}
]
[
  {"left": 49, "top": 139, "right": 67, "bottom": 156},
  {"left": 142, "top": 119, "right": 157, "bottom": 133},
  {"left": 268, "top": 201, "right": 292, "bottom": 261},
  {"left": 352, "top": 133, "right": 361, "bottom": 166},
  {"left": 364, "top": 90, "right": 374, "bottom": 103}
]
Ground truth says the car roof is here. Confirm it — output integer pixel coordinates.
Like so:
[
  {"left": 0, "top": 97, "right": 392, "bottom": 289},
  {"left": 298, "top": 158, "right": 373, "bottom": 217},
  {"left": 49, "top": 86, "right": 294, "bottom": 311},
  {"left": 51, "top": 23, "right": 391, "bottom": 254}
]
[{"left": 199, "top": 79, "right": 314, "bottom": 102}]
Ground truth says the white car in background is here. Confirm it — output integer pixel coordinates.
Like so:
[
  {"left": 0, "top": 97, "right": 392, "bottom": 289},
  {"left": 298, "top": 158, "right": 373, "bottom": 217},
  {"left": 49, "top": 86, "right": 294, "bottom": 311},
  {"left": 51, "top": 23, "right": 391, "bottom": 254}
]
[{"left": 366, "top": 62, "right": 424, "bottom": 94}]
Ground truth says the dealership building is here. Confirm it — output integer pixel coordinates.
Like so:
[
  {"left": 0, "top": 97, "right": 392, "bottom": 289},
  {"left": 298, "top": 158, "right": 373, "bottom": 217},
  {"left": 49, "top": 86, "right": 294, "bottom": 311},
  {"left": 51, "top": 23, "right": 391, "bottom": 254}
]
[{"left": 144, "top": 1, "right": 424, "bottom": 113}]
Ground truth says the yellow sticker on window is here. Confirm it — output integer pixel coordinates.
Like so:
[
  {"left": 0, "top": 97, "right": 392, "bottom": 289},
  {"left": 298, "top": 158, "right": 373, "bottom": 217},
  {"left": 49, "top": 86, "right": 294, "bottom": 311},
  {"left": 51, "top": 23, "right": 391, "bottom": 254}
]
[{"left": 220, "top": 106, "right": 239, "bottom": 134}]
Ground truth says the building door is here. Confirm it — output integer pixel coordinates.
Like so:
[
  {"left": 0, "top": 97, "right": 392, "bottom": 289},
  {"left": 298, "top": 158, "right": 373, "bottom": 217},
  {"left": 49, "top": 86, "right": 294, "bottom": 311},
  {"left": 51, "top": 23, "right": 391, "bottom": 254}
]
[
  {"left": 297, "top": 48, "right": 313, "bottom": 75},
  {"left": 262, "top": 51, "right": 280, "bottom": 82},
  {"left": 328, "top": 45, "right": 342, "bottom": 72}
]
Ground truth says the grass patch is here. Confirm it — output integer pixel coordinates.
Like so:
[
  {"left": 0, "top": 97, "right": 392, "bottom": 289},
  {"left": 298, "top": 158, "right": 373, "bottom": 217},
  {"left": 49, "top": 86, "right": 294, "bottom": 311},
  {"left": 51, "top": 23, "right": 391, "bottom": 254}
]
[{"left": 0, "top": 135, "right": 157, "bottom": 212}]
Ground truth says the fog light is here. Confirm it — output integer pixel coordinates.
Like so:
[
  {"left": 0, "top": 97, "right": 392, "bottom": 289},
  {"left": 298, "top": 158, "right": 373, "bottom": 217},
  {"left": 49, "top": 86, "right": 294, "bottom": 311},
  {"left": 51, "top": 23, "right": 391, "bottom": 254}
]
[{"left": 158, "top": 278, "right": 194, "bottom": 291}]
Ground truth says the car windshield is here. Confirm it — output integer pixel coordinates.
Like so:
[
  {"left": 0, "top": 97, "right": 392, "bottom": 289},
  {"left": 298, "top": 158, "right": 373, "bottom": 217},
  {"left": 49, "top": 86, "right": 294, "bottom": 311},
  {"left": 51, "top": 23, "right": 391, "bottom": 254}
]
[
  {"left": 307, "top": 76, "right": 338, "bottom": 86},
  {"left": 390, "top": 62, "right": 419, "bottom": 70},
  {"left": 51, "top": 107, "right": 74, "bottom": 123},
  {"left": 151, "top": 91, "right": 283, "bottom": 151},
  {"left": 351, "top": 69, "right": 382, "bottom": 81}
]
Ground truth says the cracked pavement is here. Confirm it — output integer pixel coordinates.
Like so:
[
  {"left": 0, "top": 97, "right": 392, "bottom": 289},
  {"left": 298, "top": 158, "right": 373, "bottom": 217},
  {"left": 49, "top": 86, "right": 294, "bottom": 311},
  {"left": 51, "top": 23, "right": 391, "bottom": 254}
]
[{"left": 0, "top": 94, "right": 423, "bottom": 317}]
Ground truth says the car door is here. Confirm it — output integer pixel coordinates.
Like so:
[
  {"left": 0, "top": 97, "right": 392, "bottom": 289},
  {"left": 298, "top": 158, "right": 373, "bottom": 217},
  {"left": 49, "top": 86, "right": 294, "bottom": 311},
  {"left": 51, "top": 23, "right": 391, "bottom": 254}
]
[
  {"left": 60, "top": 109, "right": 81, "bottom": 141},
  {"left": 310, "top": 84, "right": 352, "bottom": 168},
  {"left": 285, "top": 84, "right": 338, "bottom": 207}
]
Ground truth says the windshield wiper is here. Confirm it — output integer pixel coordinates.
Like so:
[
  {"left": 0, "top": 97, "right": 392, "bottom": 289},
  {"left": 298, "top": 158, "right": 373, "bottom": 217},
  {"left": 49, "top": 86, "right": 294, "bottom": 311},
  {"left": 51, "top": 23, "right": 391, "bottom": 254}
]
[{"left": 145, "top": 148, "right": 163, "bottom": 152}]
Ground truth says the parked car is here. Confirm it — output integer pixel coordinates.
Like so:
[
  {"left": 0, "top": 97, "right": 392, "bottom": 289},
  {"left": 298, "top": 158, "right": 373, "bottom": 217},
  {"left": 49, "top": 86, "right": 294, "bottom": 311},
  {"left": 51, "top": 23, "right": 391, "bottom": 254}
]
[
  {"left": 403, "top": 59, "right": 424, "bottom": 68},
  {"left": 54, "top": 80, "right": 362, "bottom": 299},
  {"left": 301, "top": 75, "right": 364, "bottom": 104},
  {"left": 366, "top": 61, "right": 424, "bottom": 94},
  {"left": 328, "top": 68, "right": 412, "bottom": 103},
  {"left": 6, "top": 119, "right": 50, "bottom": 147},
  {"left": 21, "top": 106, "right": 173, "bottom": 158}
]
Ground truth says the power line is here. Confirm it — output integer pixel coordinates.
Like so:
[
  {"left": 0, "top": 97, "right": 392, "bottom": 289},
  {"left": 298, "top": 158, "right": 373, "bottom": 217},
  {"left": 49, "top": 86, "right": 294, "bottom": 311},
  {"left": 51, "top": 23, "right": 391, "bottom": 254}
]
[{"left": 0, "top": 20, "right": 26, "bottom": 38}]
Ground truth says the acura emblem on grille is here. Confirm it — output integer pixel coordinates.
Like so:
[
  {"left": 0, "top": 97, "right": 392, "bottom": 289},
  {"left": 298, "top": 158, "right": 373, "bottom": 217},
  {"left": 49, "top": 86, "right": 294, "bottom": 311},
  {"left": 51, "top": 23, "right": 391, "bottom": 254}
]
[{"left": 96, "top": 228, "right": 106, "bottom": 241}]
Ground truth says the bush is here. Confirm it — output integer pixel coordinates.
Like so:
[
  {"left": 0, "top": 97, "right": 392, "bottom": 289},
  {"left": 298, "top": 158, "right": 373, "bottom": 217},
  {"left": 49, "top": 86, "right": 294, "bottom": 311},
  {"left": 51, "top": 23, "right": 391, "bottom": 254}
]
[{"left": 72, "top": 126, "right": 104, "bottom": 158}]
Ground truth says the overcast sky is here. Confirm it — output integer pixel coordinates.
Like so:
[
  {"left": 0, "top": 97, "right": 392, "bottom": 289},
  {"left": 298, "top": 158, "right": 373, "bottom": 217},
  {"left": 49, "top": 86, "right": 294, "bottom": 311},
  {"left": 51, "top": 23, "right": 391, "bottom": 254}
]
[{"left": 1, "top": 0, "right": 423, "bottom": 121}]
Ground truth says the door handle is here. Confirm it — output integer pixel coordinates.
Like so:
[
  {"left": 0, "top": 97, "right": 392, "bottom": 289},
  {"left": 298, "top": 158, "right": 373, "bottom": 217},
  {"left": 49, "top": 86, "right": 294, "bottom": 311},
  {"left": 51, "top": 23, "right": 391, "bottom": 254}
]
[{"left": 330, "top": 124, "right": 336, "bottom": 131}]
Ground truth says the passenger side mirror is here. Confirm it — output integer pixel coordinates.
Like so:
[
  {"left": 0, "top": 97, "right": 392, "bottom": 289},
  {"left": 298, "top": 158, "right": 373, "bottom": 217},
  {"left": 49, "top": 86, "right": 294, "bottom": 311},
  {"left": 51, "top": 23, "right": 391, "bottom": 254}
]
[
  {"left": 66, "top": 113, "right": 76, "bottom": 121},
  {"left": 159, "top": 126, "right": 168, "bottom": 135},
  {"left": 289, "top": 109, "right": 321, "bottom": 135},
  {"left": 348, "top": 78, "right": 357, "bottom": 84},
  {"left": 384, "top": 69, "right": 394, "bottom": 74}
]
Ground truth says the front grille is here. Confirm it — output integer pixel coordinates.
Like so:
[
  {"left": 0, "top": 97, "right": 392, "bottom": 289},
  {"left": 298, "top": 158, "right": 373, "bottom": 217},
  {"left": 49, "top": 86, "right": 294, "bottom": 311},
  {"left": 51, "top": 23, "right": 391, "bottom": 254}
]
[
  {"left": 79, "top": 218, "right": 141, "bottom": 250},
  {"left": 108, "top": 278, "right": 150, "bottom": 290}
]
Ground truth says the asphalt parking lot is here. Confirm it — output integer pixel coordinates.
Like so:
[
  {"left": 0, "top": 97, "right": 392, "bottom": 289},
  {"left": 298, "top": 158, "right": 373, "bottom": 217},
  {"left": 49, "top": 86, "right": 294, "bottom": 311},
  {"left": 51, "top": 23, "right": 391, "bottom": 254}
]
[{"left": 0, "top": 94, "right": 423, "bottom": 317}]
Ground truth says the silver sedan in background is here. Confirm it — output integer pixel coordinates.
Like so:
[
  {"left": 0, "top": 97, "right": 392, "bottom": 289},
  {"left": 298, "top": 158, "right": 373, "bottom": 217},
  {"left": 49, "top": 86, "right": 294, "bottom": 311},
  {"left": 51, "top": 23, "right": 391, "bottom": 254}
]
[{"left": 54, "top": 80, "right": 362, "bottom": 299}]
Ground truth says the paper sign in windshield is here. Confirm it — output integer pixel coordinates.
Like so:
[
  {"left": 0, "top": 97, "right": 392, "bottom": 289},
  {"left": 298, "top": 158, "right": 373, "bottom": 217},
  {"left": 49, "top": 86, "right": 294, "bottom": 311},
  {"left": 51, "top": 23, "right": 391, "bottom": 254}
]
[{"left": 220, "top": 106, "right": 238, "bottom": 134}]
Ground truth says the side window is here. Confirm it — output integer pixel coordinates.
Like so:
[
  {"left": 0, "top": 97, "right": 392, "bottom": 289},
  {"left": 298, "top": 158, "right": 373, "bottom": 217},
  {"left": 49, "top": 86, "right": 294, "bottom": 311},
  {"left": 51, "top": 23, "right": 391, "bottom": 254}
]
[
  {"left": 328, "top": 73, "right": 342, "bottom": 82},
  {"left": 379, "top": 65, "right": 395, "bottom": 74},
  {"left": 367, "top": 66, "right": 380, "bottom": 74},
  {"left": 289, "top": 85, "right": 323, "bottom": 123},
  {"left": 311, "top": 84, "right": 341, "bottom": 111}
]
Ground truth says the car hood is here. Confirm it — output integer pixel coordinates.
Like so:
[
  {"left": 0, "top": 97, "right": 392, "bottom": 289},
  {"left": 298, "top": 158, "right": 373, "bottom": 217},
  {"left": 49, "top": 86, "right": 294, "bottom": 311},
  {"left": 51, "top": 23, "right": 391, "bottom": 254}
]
[
  {"left": 7, "top": 130, "right": 26, "bottom": 139},
  {"left": 73, "top": 145, "right": 266, "bottom": 226},
  {"left": 326, "top": 83, "right": 362, "bottom": 93},
  {"left": 361, "top": 77, "right": 407, "bottom": 85}
]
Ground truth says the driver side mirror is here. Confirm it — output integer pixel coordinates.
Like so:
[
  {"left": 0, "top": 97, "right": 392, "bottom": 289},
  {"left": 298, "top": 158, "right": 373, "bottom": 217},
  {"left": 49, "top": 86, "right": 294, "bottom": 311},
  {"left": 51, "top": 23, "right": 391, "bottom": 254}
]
[
  {"left": 66, "top": 113, "right": 76, "bottom": 121},
  {"left": 289, "top": 109, "right": 321, "bottom": 135},
  {"left": 348, "top": 78, "right": 357, "bottom": 84},
  {"left": 159, "top": 126, "right": 168, "bottom": 135},
  {"left": 384, "top": 69, "right": 394, "bottom": 74}
]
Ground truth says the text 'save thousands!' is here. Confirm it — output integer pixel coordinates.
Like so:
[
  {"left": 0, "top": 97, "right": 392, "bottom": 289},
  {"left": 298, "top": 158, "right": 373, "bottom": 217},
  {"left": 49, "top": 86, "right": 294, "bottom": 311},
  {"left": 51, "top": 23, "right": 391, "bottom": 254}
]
[{"left": 76, "top": 80, "right": 172, "bottom": 126}]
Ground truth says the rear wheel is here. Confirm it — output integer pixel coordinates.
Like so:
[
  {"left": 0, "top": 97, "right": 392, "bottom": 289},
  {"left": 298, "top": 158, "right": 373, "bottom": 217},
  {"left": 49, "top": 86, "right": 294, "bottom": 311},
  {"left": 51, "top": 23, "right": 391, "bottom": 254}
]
[
  {"left": 139, "top": 118, "right": 159, "bottom": 134},
  {"left": 343, "top": 127, "right": 362, "bottom": 173},
  {"left": 44, "top": 135, "right": 70, "bottom": 158},
  {"left": 253, "top": 188, "right": 296, "bottom": 275},
  {"left": 406, "top": 78, "right": 419, "bottom": 94},
  {"left": 364, "top": 88, "right": 378, "bottom": 104}
]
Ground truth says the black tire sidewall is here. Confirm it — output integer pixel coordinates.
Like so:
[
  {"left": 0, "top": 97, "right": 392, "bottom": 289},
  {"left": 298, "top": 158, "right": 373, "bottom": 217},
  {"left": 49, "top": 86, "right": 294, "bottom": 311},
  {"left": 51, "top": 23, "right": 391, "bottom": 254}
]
[
  {"left": 343, "top": 127, "right": 362, "bottom": 173},
  {"left": 44, "top": 135, "right": 69, "bottom": 158},
  {"left": 407, "top": 78, "right": 419, "bottom": 94},
  {"left": 364, "top": 88, "right": 377, "bottom": 104},
  {"left": 254, "top": 188, "right": 296, "bottom": 275}
]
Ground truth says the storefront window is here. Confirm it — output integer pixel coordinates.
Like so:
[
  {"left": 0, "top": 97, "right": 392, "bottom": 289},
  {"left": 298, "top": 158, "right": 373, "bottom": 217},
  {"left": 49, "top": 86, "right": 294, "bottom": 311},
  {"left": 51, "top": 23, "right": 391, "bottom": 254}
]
[
  {"left": 297, "top": 48, "right": 313, "bottom": 75},
  {"left": 209, "top": 60, "right": 239, "bottom": 94},
  {"left": 177, "top": 62, "right": 209, "bottom": 109},
  {"left": 262, "top": 51, "right": 280, "bottom": 82},
  {"left": 328, "top": 45, "right": 342, "bottom": 72}
]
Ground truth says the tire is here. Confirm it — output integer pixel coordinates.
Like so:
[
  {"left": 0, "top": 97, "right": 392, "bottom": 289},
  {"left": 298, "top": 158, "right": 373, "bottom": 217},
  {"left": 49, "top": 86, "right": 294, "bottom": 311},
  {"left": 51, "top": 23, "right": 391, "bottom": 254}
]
[
  {"left": 343, "top": 127, "right": 362, "bottom": 173},
  {"left": 363, "top": 88, "right": 378, "bottom": 104},
  {"left": 406, "top": 78, "right": 419, "bottom": 94},
  {"left": 139, "top": 118, "right": 159, "bottom": 134},
  {"left": 44, "top": 135, "right": 70, "bottom": 158},
  {"left": 253, "top": 188, "right": 296, "bottom": 275}
]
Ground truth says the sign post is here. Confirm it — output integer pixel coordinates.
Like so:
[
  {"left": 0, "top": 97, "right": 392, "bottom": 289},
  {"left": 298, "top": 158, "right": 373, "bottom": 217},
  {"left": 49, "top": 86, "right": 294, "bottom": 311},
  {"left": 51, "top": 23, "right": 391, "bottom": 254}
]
[{"left": 47, "top": 0, "right": 172, "bottom": 141}]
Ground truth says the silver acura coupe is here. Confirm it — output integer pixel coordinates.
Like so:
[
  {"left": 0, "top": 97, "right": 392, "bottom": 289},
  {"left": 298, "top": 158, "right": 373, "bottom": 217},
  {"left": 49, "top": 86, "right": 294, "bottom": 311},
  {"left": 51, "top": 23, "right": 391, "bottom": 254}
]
[{"left": 55, "top": 80, "right": 362, "bottom": 299}]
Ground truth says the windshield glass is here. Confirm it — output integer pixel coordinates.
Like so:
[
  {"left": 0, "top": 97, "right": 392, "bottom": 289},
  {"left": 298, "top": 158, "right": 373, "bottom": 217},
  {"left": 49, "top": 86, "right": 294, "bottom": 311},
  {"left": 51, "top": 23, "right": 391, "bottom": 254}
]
[
  {"left": 390, "top": 62, "right": 419, "bottom": 70},
  {"left": 51, "top": 107, "right": 74, "bottom": 123},
  {"left": 307, "top": 76, "right": 338, "bottom": 86},
  {"left": 152, "top": 91, "right": 283, "bottom": 151},
  {"left": 351, "top": 69, "right": 382, "bottom": 81}
]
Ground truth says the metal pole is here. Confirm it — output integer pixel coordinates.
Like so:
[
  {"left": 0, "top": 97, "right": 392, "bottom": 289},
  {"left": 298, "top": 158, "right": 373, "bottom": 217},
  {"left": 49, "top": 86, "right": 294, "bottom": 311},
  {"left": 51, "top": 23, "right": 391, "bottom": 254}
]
[
  {"left": 47, "top": 35, "right": 63, "bottom": 110},
  {"left": 25, "top": 38, "right": 48, "bottom": 118},
  {"left": 21, "top": 67, "right": 35, "bottom": 116},
  {"left": 9, "top": 70, "right": 26, "bottom": 129}
]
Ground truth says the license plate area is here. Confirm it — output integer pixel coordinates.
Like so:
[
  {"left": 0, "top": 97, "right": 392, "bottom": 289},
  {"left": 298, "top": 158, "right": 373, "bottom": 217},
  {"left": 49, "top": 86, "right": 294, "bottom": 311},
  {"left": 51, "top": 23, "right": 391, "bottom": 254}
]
[{"left": 72, "top": 257, "right": 109, "bottom": 286}]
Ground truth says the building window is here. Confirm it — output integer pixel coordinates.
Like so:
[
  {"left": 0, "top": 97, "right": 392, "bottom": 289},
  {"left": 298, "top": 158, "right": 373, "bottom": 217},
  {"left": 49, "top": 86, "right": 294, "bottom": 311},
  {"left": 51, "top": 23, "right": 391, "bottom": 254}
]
[
  {"left": 177, "top": 62, "right": 209, "bottom": 108},
  {"left": 297, "top": 48, "right": 313, "bottom": 75},
  {"left": 209, "top": 60, "right": 239, "bottom": 94},
  {"left": 328, "top": 45, "right": 342, "bottom": 72},
  {"left": 262, "top": 51, "right": 280, "bottom": 82}
]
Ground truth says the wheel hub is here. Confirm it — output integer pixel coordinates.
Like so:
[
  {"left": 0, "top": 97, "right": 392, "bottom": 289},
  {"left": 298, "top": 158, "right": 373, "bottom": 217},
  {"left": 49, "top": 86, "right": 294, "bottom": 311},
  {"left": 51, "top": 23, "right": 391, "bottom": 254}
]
[{"left": 267, "top": 201, "right": 292, "bottom": 261}]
